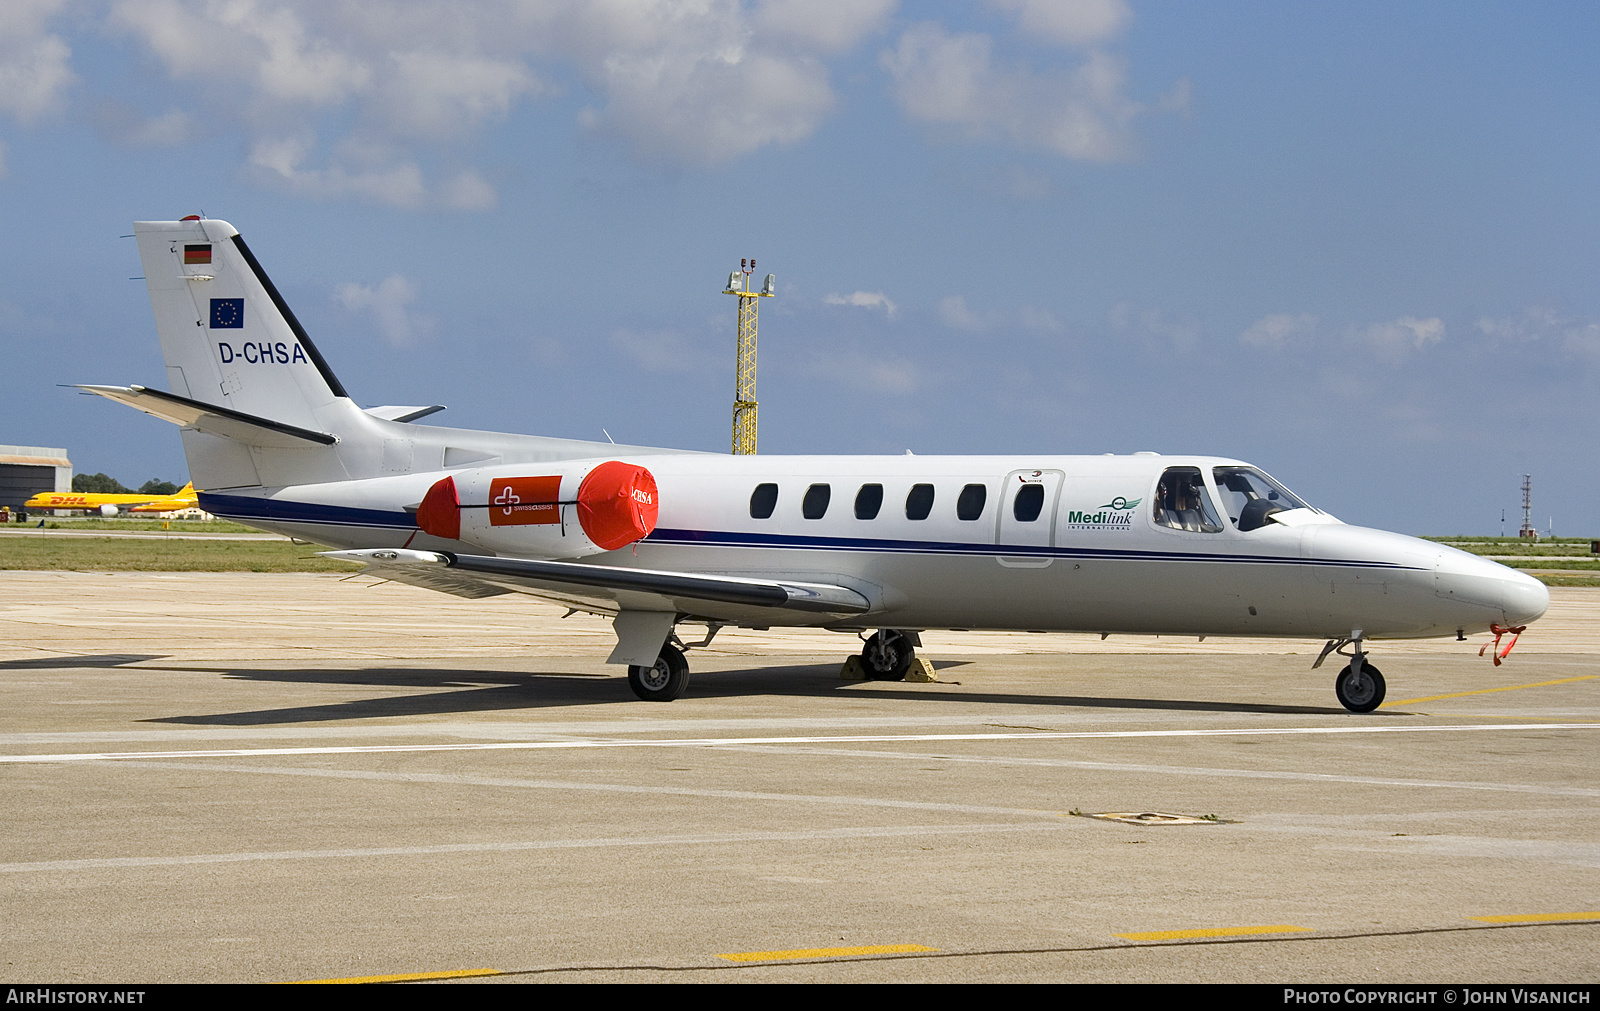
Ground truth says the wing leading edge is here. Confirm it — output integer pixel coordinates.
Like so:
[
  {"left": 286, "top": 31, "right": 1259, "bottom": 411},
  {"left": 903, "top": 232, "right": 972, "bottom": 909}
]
[{"left": 323, "top": 547, "right": 874, "bottom": 621}]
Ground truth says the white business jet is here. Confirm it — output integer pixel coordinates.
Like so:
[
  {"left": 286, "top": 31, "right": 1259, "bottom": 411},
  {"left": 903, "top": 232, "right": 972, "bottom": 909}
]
[{"left": 81, "top": 218, "right": 1549, "bottom": 711}]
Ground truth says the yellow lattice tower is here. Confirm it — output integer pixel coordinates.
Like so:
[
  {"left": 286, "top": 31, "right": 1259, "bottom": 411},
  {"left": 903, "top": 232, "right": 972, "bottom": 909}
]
[{"left": 725, "top": 261, "right": 774, "bottom": 455}]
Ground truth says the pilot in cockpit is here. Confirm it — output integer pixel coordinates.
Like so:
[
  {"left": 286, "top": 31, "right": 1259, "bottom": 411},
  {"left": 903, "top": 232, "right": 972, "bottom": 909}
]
[{"left": 1153, "top": 469, "right": 1219, "bottom": 532}]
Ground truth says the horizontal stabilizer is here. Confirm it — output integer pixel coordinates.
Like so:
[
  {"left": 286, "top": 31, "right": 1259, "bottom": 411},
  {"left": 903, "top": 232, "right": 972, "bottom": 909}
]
[
  {"left": 323, "top": 548, "right": 873, "bottom": 617},
  {"left": 363, "top": 404, "right": 447, "bottom": 423},
  {"left": 76, "top": 385, "right": 337, "bottom": 448}
]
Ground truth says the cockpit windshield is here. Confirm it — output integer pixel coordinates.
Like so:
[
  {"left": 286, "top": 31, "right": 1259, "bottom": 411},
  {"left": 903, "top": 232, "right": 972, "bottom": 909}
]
[{"left": 1213, "top": 466, "right": 1313, "bottom": 531}]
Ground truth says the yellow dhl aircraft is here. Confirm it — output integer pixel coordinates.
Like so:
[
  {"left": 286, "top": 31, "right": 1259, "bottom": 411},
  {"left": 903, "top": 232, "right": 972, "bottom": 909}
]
[{"left": 25, "top": 482, "right": 197, "bottom": 516}]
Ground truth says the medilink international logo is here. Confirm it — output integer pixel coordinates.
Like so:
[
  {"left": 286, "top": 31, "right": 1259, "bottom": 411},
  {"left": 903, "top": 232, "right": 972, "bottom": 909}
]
[{"left": 1066, "top": 495, "right": 1142, "bottom": 529}]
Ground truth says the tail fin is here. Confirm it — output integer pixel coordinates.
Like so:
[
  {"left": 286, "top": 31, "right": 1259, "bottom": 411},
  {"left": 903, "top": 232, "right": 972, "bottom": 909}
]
[{"left": 134, "top": 218, "right": 351, "bottom": 433}]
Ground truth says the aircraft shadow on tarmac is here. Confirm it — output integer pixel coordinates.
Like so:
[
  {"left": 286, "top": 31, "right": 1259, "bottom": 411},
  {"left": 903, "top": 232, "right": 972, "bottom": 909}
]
[
  {"left": 0, "top": 653, "right": 166, "bottom": 669},
  {"left": 141, "top": 662, "right": 1356, "bottom": 725}
]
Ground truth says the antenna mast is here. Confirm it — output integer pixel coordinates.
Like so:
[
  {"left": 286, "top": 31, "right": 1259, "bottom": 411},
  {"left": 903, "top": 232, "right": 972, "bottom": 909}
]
[{"left": 724, "top": 259, "right": 775, "bottom": 455}]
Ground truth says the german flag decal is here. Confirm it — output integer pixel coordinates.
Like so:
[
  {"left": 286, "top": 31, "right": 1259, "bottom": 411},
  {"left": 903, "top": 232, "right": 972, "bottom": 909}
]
[{"left": 184, "top": 244, "right": 212, "bottom": 264}]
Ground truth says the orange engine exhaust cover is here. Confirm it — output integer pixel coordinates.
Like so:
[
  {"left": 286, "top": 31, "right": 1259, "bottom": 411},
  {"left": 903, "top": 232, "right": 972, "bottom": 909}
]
[
  {"left": 577, "top": 461, "right": 659, "bottom": 551},
  {"left": 416, "top": 475, "right": 460, "bottom": 540}
]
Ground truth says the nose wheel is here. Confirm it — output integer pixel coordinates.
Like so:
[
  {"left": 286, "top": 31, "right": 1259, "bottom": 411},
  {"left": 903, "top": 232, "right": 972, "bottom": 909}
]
[
  {"left": 860, "top": 629, "right": 916, "bottom": 681},
  {"left": 1335, "top": 662, "right": 1385, "bottom": 712}
]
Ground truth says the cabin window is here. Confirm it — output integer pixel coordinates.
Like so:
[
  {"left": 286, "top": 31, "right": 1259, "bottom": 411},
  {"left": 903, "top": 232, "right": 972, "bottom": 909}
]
[
  {"left": 750, "top": 483, "right": 778, "bottom": 519},
  {"left": 956, "top": 483, "right": 987, "bottom": 521},
  {"left": 906, "top": 483, "right": 935, "bottom": 520},
  {"left": 1153, "top": 467, "right": 1224, "bottom": 533},
  {"left": 1213, "top": 466, "right": 1312, "bottom": 531},
  {"left": 1013, "top": 482, "right": 1045, "bottom": 522},
  {"left": 802, "top": 483, "right": 831, "bottom": 519},
  {"left": 855, "top": 483, "right": 883, "bottom": 520}
]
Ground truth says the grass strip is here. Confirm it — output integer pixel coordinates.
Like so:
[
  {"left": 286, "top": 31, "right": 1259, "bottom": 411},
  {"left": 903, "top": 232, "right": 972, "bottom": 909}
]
[{"left": 0, "top": 535, "right": 360, "bottom": 572}]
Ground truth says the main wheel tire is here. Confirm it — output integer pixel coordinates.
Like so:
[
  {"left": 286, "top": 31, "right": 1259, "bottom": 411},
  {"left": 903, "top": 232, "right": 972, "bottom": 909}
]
[
  {"left": 860, "top": 630, "right": 914, "bottom": 681},
  {"left": 628, "top": 643, "right": 689, "bottom": 701},
  {"left": 1335, "top": 662, "right": 1385, "bottom": 713}
]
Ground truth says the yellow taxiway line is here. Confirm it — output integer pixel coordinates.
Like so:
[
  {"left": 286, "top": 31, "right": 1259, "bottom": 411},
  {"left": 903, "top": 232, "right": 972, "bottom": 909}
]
[
  {"left": 1467, "top": 912, "right": 1600, "bottom": 924},
  {"left": 718, "top": 944, "right": 937, "bottom": 962},
  {"left": 1384, "top": 674, "right": 1598, "bottom": 708},
  {"left": 1114, "top": 925, "right": 1311, "bottom": 941}
]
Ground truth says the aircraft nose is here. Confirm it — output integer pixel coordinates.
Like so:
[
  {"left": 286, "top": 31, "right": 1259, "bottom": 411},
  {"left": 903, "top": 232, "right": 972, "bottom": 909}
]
[
  {"left": 1499, "top": 569, "right": 1550, "bottom": 626},
  {"left": 1436, "top": 548, "right": 1549, "bottom": 627}
]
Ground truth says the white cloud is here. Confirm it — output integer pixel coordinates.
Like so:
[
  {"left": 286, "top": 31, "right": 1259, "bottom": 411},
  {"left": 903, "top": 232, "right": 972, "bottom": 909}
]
[
  {"left": 1018, "top": 304, "right": 1064, "bottom": 332},
  {"left": 1240, "top": 312, "right": 1317, "bottom": 348},
  {"left": 0, "top": 0, "right": 76, "bottom": 124},
  {"left": 1566, "top": 322, "right": 1600, "bottom": 362},
  {"left": 5, "top": 2, "right": 1165, "bottom": 204},
  {"left": 754, "top": 0, "right": 897, "bottom": 54},
  {"left": 90, "top": 102, "right": 197, "bottom": 147},
  {"left": 334, "top": 274, "right": 430, "bottom": 346},
  {"left": 988, "top": 0, "right": 1131, "bottom": 48},
  {"left": 1477, "top": 307, "right": 1600, "bottom": 363},
  {"left": 1476, "top": 306, "right": 1566, "bottom": 343},
  {"left": 376, "top": 49, "right": 538, "bottom": 140},
  {"left": 81, "top": 0, "right": 899, "bottom": 200},
  {"left": 111, "top": 0, "right": 371, "bottom": 105},
  {"left": 1110, "top": 301, "right": 1200, "bottom": 350},
  {"left": 519, "top": 0, "right": 890, "bottom": 166},
  {"left": 881, "top": 22, "right": 1146, "bottom": 162},
  {"left": 825, "top": 290, "right": 898, "bottom": 317},
  {"left": 438, "top": 169, "right": 497, "bottom": 210},
  {"left": 938, "top": 294, "right": 990, "bottom": 331},
  {"left": 1361, "top": 315, "right": 1443, "bottom": 358}
]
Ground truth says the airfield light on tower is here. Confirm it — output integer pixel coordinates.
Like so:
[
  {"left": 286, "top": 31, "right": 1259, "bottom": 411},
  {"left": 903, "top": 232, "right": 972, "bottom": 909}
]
[
  {"left": 1520, "top": 474, "right": 1536, "bottom": 540},
  {"left": 725, "top": 259, "right": 775, "bottom": 455}
]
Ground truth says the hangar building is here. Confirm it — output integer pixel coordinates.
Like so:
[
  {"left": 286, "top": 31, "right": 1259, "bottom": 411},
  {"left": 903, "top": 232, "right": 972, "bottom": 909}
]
[{"left": 0, "top": 445, "right": 72, "bottom": 511}]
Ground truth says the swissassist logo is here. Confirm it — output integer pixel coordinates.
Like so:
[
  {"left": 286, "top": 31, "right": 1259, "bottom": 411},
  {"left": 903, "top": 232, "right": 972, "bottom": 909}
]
[{"left": 1066, "top": 496, "right": 1142, "bottom": 529}]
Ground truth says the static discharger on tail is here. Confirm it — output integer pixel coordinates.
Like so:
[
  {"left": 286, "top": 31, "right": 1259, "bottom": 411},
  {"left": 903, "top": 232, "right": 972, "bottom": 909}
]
[{"left": 78, "top": 217, "right": 1550, "bottom": 709}]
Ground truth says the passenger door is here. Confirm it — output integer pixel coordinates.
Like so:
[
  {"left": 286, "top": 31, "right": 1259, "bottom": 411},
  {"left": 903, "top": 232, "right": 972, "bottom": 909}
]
[{"left": 996, "top": 469, "right": 1064, "bottom": 567}]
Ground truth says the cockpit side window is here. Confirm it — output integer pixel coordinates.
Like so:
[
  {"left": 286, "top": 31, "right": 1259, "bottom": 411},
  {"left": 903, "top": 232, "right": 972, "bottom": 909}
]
[
  {"left": 1152, "top": 467, "right": 1224, "bottom": 533},
  {"left": 1212, "top": 466, "right": 1311, "bottom": 531}
]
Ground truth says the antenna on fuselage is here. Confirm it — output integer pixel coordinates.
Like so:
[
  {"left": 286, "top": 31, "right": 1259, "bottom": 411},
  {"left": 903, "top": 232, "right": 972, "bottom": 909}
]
[{"left": 725, "top": 258, "right": 775, "bottom": 455}]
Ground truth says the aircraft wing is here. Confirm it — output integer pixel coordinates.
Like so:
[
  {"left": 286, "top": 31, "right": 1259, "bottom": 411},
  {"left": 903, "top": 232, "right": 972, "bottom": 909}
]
[{"left": 323, "top": 548, "right": 874, "bottom": 620}]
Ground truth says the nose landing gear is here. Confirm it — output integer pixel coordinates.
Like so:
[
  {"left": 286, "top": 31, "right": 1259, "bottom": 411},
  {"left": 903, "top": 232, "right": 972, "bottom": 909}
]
[
  {"left": 859, "top": 629, "right": 919, "bottom": 681},
  {"left": 1316, "top": 630, "right": 1387, "bottom": 713},
  {"left": 1334, "top": 660, "right": 1385, "bottom": 712}
]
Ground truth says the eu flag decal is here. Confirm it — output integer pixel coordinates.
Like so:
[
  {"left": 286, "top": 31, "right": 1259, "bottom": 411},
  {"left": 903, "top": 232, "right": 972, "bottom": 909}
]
[{"left": 210, "top": 298, "right": 244, "bottom": 329}]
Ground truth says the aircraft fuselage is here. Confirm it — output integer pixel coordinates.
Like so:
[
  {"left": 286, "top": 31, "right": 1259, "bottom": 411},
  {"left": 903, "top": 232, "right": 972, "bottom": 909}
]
[{"left": 195, "top": 450, "right": 1547, "bottom": 642}]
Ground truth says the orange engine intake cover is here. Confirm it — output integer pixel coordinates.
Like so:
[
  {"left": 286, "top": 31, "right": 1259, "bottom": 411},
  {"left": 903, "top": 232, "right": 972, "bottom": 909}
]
[{"left": 577, "top": 461, "right": 659, "bottom": 551}]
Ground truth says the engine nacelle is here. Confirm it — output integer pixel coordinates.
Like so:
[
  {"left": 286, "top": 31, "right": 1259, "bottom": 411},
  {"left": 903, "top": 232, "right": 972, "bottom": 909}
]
[
  {"left": 100, "top": 504, "right": 119, "bottom": 517},
  {"left": 415, "top": 459, "right": 658, "bottom": 559}
]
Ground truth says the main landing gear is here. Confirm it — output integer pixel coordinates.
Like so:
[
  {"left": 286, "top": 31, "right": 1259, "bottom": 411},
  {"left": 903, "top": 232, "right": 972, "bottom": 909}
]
[
  {"left": 624, "top": 624, "right": 724, "bottom": 702},
  {"left": 859, "top": 629, "right": 920, "bottom": 681},
  {"left": 1315, "top": 630, "right": 1386, "bottom": 713},
  {"left": 628, "top": 643, "right": 689, "bottom": 702}
]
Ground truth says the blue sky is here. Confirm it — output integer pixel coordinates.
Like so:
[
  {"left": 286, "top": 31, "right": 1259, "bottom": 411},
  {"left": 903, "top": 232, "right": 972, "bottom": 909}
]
[{"left": 2, "top": 1, "right": 1596, "bottom": 536}]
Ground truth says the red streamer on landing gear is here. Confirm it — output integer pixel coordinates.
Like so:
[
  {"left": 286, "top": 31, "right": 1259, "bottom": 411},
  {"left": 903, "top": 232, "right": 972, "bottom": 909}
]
[{"left": 1479, "top": 623, "right": 1526, "bottom": 666}]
